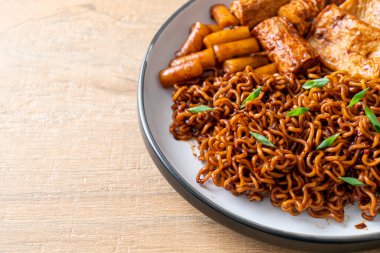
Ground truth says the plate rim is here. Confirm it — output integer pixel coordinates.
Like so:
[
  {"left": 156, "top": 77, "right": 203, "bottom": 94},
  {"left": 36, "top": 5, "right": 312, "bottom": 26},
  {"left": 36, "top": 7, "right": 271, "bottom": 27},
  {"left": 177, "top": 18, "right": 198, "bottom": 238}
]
[{"left": 137, "top": 0, "right": 380, "bottom": 244}]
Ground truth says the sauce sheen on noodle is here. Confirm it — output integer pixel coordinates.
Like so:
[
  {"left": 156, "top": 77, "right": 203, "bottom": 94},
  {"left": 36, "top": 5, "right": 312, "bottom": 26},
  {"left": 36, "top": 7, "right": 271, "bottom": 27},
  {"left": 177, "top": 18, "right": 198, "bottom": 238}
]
[{"left": 169, "top": 66, "right": 380, "bottom": 222}]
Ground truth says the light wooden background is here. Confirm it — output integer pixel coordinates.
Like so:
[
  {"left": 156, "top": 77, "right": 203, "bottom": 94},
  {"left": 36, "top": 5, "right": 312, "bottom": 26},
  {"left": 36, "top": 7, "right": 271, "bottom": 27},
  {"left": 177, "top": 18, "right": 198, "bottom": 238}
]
[{"left": 0, "top": 1, "right": 378, "bottom": 252}]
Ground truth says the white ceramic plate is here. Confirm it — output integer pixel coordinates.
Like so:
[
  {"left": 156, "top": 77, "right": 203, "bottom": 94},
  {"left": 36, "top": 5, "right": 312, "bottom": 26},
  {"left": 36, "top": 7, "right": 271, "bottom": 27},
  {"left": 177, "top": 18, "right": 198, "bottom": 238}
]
[{"left": 138, "top": 0, "right": 380, "bottom": 250}]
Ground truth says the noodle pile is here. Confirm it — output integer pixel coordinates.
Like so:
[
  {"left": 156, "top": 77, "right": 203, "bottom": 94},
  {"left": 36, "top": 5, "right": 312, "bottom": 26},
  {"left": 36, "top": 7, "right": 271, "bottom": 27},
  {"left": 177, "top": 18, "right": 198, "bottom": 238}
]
[{"left": 169, "top": 66, "right": 380, "bottom": 222}]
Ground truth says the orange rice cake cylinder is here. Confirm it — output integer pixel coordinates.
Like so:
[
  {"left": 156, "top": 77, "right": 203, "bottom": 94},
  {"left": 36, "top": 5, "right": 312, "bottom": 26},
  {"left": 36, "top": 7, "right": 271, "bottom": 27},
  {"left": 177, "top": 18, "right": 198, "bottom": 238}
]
[
  {"left": 170, "top": 48, "right": 216, "bottom": 68},
  {"left": 210, "top": 4, "right": 240, "bottom": 28},
  {"left": 203, "top": 26, "right": 251, "bottom": 48},
  {"left": 223, "top": 56, "right": 269, "bottom": 73},
  {"left": 175, "top": 22, "right": 210, "bottom": 58},
  {"left": 213, "top": 38, "right": 260, "bottom": 63},
  {"left": 160, "top": 59, "right": 203, "bottom": 88},
  {"left": 253, "top": 63, "right": 278, "bottom": 75}
]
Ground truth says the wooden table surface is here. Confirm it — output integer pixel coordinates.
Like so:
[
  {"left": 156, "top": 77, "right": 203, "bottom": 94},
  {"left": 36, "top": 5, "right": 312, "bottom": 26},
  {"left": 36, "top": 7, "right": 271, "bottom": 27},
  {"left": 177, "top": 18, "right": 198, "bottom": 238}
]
[{"left": 0, "top": 1, "right": 378, "bottom": 252}]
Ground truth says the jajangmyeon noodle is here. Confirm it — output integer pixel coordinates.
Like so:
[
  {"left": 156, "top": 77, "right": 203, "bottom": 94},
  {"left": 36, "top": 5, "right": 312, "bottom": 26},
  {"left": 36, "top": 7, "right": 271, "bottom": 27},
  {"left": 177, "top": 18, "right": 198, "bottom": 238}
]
[{"left": 170, "top": 67, "right": 380, "bottom": 222}]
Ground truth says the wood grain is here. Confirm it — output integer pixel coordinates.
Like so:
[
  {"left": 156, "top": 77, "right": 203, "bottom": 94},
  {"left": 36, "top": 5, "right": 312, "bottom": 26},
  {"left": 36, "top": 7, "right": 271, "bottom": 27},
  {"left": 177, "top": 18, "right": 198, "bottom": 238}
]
[{"left": 0, "top": 1, "right": 378, "bottom": 252}]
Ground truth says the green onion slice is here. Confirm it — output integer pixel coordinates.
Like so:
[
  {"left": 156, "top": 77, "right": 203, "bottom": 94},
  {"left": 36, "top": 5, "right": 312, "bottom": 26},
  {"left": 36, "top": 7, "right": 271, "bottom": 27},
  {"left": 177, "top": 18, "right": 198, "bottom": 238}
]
[
  {"left": 316, "top": 133, "right": 340, "bottom": 150},
  {"left": 340, "top": 177, "right": 365, "bottom": 186},
  {"left": 286, "top": 107, "right": 309, "bottom": 117},
  {"left": 187, "top": 105, "right": 213, "bottom": 114},
  {"left": 250, "top": 132, "right": 275, "bottom": 148},
  {"left": 302, "top": 78, "right": 330, "bottom": 90},
  {"left": 241, "top": 87, "right": 262, "bottom": 109},
  {"left": 364, "top": 106, "right": 380, "bottom": 133},
  {"left": 348, "top": 88, "right": 369, "bottom": 107}
]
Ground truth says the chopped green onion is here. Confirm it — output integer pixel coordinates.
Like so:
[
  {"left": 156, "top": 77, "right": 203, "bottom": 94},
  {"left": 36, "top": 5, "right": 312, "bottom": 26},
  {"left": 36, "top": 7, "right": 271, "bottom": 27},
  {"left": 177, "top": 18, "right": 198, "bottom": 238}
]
[
  {"left": 302, "top": 78, "right": 330, "bottom": 90},
  {"left": 364, "top": 106, "right": 380, "bottom": 133},
  {"left": 250, "top": 132, "right": 275, "bottom": 148},
  {"left": 348, "top": 88, "right": 369, "bottom": 107},
  {"left": 316, "top": 133, "right": 340, "bottom": 150},
  {"left": 241, "top": 87, "right": 262, "bottom": 108},
  {"left": 286, "top": 107, "right": 309, "bottom": 117},
  {"left": 187, "top": 105, "right": 213, "bottom": 114},
  {"left": 340, "top": 177, "right": 365, "bottom": 186}
]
